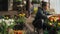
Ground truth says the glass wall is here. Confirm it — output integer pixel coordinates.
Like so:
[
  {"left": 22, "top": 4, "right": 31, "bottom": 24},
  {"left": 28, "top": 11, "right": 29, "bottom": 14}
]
[{"left": 50, "top": 0, "right": 60, "bottom": 14}]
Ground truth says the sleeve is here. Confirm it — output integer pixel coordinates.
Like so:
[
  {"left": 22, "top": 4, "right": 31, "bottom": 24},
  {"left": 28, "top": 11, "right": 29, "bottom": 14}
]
[
  {"left": 45, "top": 11, "right": 52, "bottom": 15},
  {"left": 35, "top": 8, "right": 48, "bottom": 20}
]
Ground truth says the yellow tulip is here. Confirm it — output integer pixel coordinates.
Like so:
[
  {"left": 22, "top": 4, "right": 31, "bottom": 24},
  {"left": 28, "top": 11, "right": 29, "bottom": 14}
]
[
  {"left": 19, "top": 14, "right": 21, "bottom": 15},
  {"left": 50, "top": 16, "right": 58, "bottom": 22},
  {"left": 54, "top": 17, "right": 58, "bottom": 22},
  {"left": 49, "top": 23, "right": 52, "bottom": 25},
  {"left": 54, "top": 18, "right": 57, "bottom": 22},
  {"left": 19, "top": 14, "right": 25, "bottom": 17},
  {"left": 51, "top": 17, "right": 54, "bottom": 19},
  {"left": 58, "top": 23, "right": 60, "bottom": 26},
  {"left": 22, "top": 14, "right": 25, "bottom": 16},
  {"left": 6, "top": 17, "right": 8, "bottom": 19}
]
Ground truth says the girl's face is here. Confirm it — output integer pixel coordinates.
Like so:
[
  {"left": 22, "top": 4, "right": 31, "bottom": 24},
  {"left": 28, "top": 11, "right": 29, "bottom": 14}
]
[
  {"left": 44, "top": 2, "right": 50, "bottom": 10},
  {"left": 44, "top": 3, "right": 48, "bottom": 10},
  {"left": 43, "top": 6, "right": 47, "bottom": 10}
]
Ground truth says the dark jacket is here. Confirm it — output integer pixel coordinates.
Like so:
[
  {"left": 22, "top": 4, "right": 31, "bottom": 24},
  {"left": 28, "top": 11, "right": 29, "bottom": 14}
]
[{"left": 32, "top": 7, "right": 50, "bottom": 29}]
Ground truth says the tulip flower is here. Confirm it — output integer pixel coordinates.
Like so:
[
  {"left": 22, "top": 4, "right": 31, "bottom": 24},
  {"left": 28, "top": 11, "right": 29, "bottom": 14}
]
[
  {"left": 58, "top": 17, "right": 60, "bottom": 21},
  {"left": 19, "top": 13, "right": 25, "bottom": 17},
  {"left": 58, "top": 23, "right": 60, "bottom": 26},
  {"left": 49, "top": 16, "right": 54, "bottom": 22},
  {"left": 49, "top": 23, "right": 52, "bottom": 25},
  {"left": 49, "top": 16, "right": 59, "bottom": 22}
]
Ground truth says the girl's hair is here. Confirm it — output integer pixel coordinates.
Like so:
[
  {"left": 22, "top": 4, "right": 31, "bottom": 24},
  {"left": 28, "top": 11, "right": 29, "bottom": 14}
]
[{"left": 41, "top": 1, "right": 47, "bottom": 8}]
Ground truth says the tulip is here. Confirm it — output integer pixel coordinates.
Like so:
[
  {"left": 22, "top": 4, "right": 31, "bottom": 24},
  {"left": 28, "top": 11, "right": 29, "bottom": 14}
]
[
  {"left": 49, "top": 17, "right": 54, "bottom": 22},
  {"left": 58, "top": 23, "right": 60, "bottom": 26},
  {"left": 19, "top": 14, "right": 25, "bottom": 17},
  {"left": 49, "top": 23, "right": 52, "bottom": 25},
  {"left": 58, "top": 17, "right": 60, "bottom": 21},
  {"left": 53, "top": 16, "right": 59, "bottom": 22}
]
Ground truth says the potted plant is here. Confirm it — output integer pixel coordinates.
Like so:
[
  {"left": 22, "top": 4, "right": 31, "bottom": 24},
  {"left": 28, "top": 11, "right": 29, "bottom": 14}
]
[
  {"left": 47, "top": 16, "right": 59, "bottom": 34},
  {"left": 0, "top": 16, "right": 15, "bottom": 34}
]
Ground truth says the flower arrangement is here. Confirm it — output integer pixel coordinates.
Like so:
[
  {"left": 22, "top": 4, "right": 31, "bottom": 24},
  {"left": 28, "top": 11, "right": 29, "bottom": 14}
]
[
  {"left": 44, "top": 15, "right": 60, "bottom": 34},
  {"left": 0, "top": 16, "right": 15, "bottom": 34},
  {"left": 13, "top": 13, "right": 26, "bottom": 30},
  {"left": 17, "top": 13, "right": 26, "bottom": 23},
  {"left": 47, "top": 15, "right": 60, "bottom": 30}
]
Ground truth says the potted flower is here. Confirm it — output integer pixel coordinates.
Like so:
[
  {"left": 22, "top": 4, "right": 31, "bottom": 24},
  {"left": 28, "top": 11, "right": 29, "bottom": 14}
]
[
  {"left": 13, "top": 12, "right": 26, "bottom": 30},
  {"left": 47, "top": 16, "right": 59, "bottom": 34},
  {"left": 0, "top": 16, "right": 15, "bottom": 34}
]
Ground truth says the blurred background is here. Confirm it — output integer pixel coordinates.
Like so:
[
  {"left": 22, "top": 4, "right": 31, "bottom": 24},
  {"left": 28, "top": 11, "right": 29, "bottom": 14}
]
[{"left": 0, "top": 0, "right": 60, "bottom": 34}]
